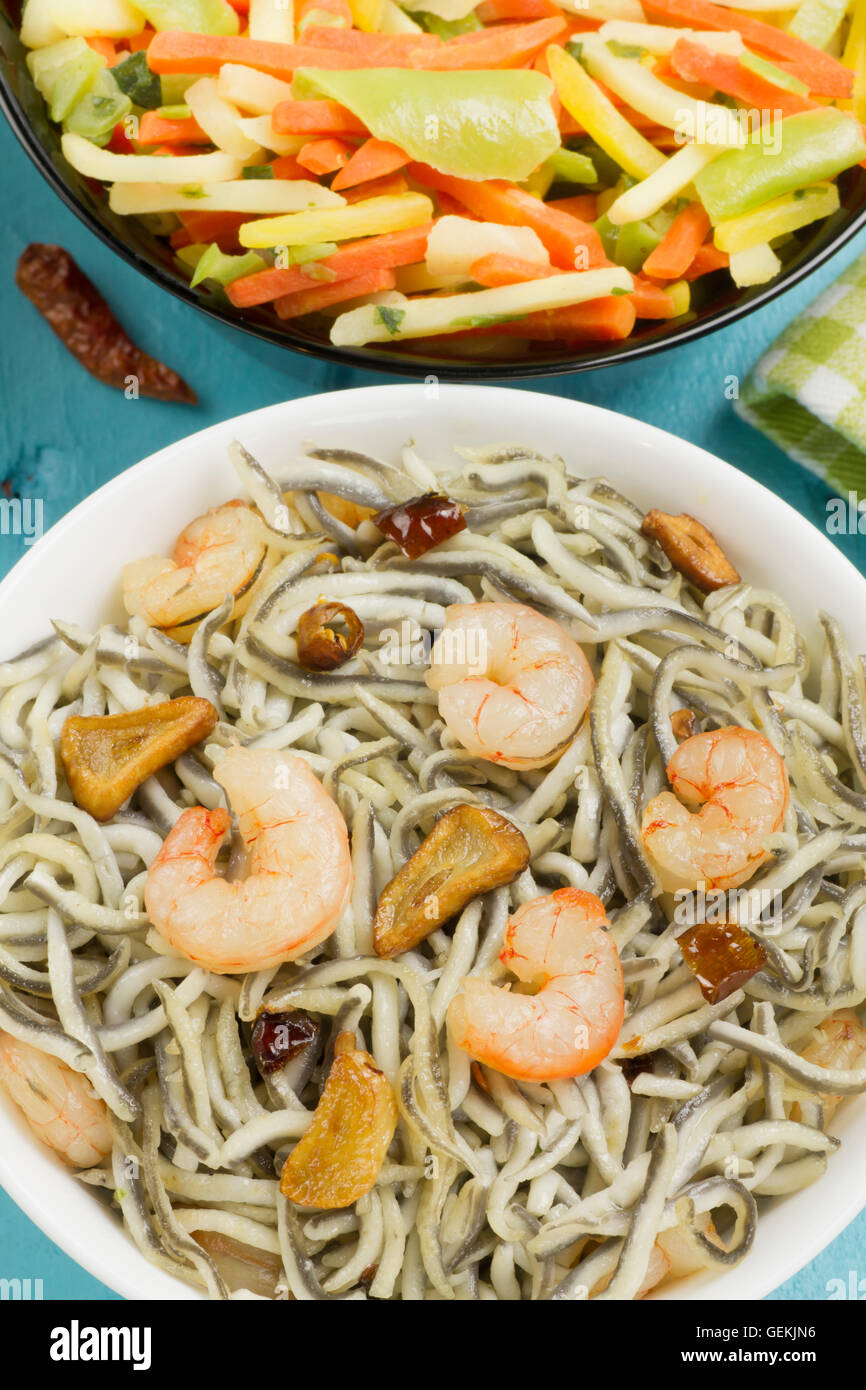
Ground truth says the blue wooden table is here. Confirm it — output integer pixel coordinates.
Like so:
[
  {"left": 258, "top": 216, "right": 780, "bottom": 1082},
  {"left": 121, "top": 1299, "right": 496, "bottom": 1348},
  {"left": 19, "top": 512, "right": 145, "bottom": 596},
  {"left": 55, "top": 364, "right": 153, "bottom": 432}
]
[{"left": 1, "top": 114, "right": 865, "bottom": 1301}]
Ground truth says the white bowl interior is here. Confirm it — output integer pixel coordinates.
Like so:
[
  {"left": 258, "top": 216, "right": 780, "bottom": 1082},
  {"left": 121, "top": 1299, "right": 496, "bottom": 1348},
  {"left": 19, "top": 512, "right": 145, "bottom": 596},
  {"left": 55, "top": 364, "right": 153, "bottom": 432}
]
[{"left": 0, "top": 382, "right": 862, "bottom": 1301}]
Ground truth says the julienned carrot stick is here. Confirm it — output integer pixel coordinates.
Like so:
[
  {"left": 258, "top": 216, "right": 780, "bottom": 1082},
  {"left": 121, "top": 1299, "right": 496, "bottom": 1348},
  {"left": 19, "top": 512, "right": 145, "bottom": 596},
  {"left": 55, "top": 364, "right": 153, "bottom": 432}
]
[
  {"left": 410, "top": 18, "right": 567, "bottom": 69},
  {"left": 302, "top": 26, "right": 440, "bottom": 58},
  {"left": 331, "top": 138, "right": 409, "bottom": 191},
  {"left": 642, "top": 0, "right": 853, "bottom": 98},
  {"left": 146, "top": 31, "right": 418, "bottom": 77},
  {"left": 177, "top": 209, "right": 248, "bottom": 251},
  {"left": 86, "top": 36, "right": 116, "bottom": 62},
  {"left": 682, "top": 242, "right": 729, "bottom": 280},
  {"left": 272, "top": 100, "right": 367, "bottom": 136},
  {"left": 297, "top": 137, "right": 355, "bottom": 175},
  {"left": 137, "top": 112, "right": 210, "bottom": 145},
  {"left": 270, "top": 154, "right": 310, "bottom": 179},
  {"left": 669, "top": 39, "right": 816, "bottom": 117},
  {"left": 547, "top": 194, "right": 598, "bottom": 221},
  {"left": 472, "top": 296, "right": 636, "bottom": 340},
  {"left": 127, "top": 29, "right": 154, "bottom": 52},
  {"left": 435, "top": 192, "right": 471, "bottom": 217},
  {"left": 642, "top": 202, "right": 710, "bottom": 279},
  {"left": 343, "top": 173, "right": 410, "bottom": 202},
  {"left": 408, "top": 163, "right": 608, "bottom": 269},
  {"left": 469, "top": 254, "right": 558, "bottom": 286},
  {"left": 477, "top": 0, "right": 562, "bottom": 20},
  {"left": 273, "top": 266, "right": 396, "bottom": 318},
  {"left": 227, "top": 222, "right": 433, "bottom": 306},
  {"left": 630, "top": 276, "right": 678, "bottom": 318}
]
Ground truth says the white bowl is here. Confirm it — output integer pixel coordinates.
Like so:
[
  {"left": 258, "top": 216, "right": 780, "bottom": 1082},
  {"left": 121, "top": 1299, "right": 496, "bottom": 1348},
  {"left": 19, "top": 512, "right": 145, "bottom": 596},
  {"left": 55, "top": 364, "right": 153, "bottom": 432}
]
[{"left": 0, "top": 383, "right": 861, "bottom": 1302}]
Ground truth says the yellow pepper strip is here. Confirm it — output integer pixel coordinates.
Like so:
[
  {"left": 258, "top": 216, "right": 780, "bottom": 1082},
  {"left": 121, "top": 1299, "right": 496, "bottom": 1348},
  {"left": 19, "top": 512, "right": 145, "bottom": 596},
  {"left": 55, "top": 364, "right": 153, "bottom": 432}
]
[
  {"left": 665, "top": 279, "right": 690, "bottom": 316},
  {"left": 713, "top": 182, "right": 840, "bottom": 254},
  {"left": 843, "top": 0, "right": 866, "bottom": 63},
  {"left": 239, "top": 192, "right": 435, "bottom": 248},
  {"left": 347, "top": 0, "right": 384, "bottom": 30},
  {"left": 546, "top": 44, "right": 665, "bottom": 181},
  {"left": 841, "top": 0, "right": 866, "bottom": 122}
]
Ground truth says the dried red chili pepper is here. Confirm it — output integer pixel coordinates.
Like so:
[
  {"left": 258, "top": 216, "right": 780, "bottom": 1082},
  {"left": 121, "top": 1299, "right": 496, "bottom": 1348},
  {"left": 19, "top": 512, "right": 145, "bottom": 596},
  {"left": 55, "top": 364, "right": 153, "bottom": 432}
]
[
  {"left": 621, "top": 1054, "right": 656, "bottom": 1086},
  {"left": 251, "top": 1010, "right": 319, "bottom": 1074},
  {"left": 679, "top": 921, "right": 767, "bottom": 1004},
  {"left": 297, "top": 600, "right": 364, "bottom": 671},
  {"left": 15, "top": 244, "right": 196, "bottom": 404},
  {"left": 374, "top": 493, "right": 465, "bottom": 559}
]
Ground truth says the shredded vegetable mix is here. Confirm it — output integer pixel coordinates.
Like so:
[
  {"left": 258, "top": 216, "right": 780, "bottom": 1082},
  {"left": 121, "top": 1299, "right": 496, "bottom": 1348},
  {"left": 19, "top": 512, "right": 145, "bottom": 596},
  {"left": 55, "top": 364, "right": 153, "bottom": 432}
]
[
  {"left": 16, "top": 0, "right": 866, "bottom": 354},
  {"left": 3, "top": 436, "right": 866, "bottom": 1299}
]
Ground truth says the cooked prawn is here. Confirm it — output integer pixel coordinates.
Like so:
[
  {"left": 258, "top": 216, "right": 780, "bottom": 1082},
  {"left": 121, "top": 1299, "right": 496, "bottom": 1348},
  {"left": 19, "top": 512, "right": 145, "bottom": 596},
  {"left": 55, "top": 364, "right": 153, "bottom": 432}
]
[
  {"left": 0, "top": 1031, "right": 111, "bottom": 1169},
  {"left": 145, "top": 746, "right": 352, "bottom": 974},
  {"left": 795, "top": 1009, "right": 866, "bottom": 1121},
  {"left": 425, "top": 602, "right": 594, "bottom": 771},
  {"left": 641, "top": 726, "right": 789, "bottom": 893},
  {"left": 122, "top": 499, "right": 267, "bottom": 639},
  {"left": 447, "top": 887, "right": 624, "bottom": 1082}
]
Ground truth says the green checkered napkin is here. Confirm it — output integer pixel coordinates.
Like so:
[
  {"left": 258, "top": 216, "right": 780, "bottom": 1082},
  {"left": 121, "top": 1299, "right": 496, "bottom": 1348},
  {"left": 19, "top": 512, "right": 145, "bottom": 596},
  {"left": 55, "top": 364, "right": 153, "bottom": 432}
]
[{"left": 736, "top": 251, "right": 866, "bottom": 493}]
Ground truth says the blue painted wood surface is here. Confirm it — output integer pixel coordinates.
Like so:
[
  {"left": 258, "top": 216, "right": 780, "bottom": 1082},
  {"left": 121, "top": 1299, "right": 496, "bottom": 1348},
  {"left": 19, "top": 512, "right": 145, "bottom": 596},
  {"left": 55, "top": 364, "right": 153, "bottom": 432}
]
[{"left": 1, "top": 114, "right": 865, "bottom": 1302}]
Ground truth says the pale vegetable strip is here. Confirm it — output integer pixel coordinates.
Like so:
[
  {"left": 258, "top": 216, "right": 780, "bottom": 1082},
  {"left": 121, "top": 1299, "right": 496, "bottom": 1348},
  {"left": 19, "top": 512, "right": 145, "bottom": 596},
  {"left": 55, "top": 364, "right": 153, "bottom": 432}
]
[
  {"left": 605, "top": 142, "right": 722, "bottom": 225},
  {"left": 789, "top": 0, "right": 849, "bottom": 47},
  {"left": 62, "top": 131, "right": 243, "bottom": 183},
  {"left": 426, "top": 216, "right": 549, "bottom": 278},
  {"left": 581, "top": 35, "right": 748, "bottom": 145},
  {"left": 216, "top": 63, "right": 295, "bottom": 115},
  {"left": 249, "top": 0, "right": 296, "bottom": 41},
  {"left": 186, "top": 77, "right": 264, "bottom": 159},
  {"left": 329, "top": 265, "right": 633, "bottom": 343},
  {"left": 378, "top": 0, "right": 426, "bottom": 30},
  {"left": 598, "top": 20, "right": 744, "bottom": 51},
  {"left": 235, "top": 115, "right": 306, "bottom": 154},
  {"left": 110, "top": 179, "right": 345, "bottom": 215},
  {"left": 728, "top": 240, "right": 781, "bottom": 284}
]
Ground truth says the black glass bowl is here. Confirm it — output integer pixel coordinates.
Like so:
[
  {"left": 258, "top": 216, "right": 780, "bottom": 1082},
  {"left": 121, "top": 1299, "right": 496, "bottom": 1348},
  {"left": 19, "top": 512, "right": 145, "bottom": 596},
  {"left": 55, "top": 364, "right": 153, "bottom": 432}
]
[{"left": 3, "top": 0, "right": 866, "bottom": 381}]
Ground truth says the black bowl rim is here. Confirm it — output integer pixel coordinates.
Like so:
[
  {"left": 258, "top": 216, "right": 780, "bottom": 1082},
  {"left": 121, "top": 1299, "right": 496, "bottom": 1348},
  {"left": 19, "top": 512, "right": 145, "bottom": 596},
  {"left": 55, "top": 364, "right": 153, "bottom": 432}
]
[{"left": 3, "top": 47, "right": 866, "bottom": 381}]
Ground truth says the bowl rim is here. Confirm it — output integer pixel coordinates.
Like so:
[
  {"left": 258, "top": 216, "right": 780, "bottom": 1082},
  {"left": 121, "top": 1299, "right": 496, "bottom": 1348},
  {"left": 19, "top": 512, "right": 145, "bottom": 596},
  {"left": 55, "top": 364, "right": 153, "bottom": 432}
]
[
  {"left": 3, "top": 52, "right": 866, "bottom": 381},
  {"left": 1, "top": 381, "right": 866, "bottom": 1301}
]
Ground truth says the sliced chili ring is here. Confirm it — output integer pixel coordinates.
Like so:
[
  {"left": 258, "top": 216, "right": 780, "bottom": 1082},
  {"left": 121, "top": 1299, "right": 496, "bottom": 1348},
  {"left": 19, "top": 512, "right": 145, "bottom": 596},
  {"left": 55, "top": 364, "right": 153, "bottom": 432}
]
[{"left": 297, "top": 600, "right": 364, "bottom": 671}]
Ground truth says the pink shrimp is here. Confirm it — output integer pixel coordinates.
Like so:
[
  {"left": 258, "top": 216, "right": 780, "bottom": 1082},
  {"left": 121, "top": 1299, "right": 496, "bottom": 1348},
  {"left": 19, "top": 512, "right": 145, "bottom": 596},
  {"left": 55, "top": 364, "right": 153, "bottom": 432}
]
[
  {"left": 145, "top": 746, "right": 352, "bottom": 974},
  {"left": 447, "top": 887, "right": 624, "bottom": 1082},
  {"left": 0, "top": 1032, "right": 111, "bottom": 1169},
  {"left": 122, "top": 499, "right": 267, "bottom": 639},
  {"left": 425, "top": 602, "right": 595, "bottom": 770},
  {"left": 641, "top": 726, "right": 790, "bottom": 893}
]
